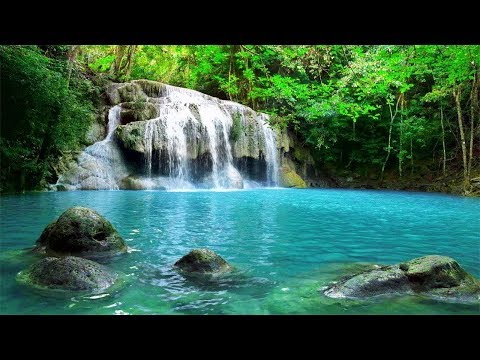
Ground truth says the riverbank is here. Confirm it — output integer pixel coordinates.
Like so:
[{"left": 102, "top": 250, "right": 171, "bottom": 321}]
[{"left": 325, "top": 167, "right": 480, "bottom": 198}]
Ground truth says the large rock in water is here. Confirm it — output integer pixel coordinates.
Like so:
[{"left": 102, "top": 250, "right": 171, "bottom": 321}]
[
  {"left": 174, "top": 249, "right": 233, "bottom": 274},
  {"left": 36, "top": 207, "right": 127, "bottom": 259},
  {"left": 324, "top": 255, "right": 480, "bottom": 302},
  {"left": 325, "top": 265, "right": 411, "bottom": 298},
  {"left": 17, "top": 256, "right": 117, "bottom": 292}
]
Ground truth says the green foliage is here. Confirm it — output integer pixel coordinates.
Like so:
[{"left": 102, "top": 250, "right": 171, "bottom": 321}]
[
  {"left": 90, "top": 54, "right": 115, "bottom": 72},
  {"left": 3, "top": 44, "right": 479, "bottom": 192},
  {"left": 0, "top": 45, "right": 96, "bottom": 193}
]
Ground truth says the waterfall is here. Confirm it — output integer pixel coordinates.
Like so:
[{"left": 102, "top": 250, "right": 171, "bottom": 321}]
[
  {"left": 56, "top": 81, "right": 281, "bottom": 191},
  {"left": 260, "top": 114, "right": 280, "bottom": 187},
  {"left": 56, "top": 106, "right": 127, "bottom": 190},
  {"left": 105, "top": 105, "right": 121, "bottom": 141},
  {"left": 140, "top": 84, "right": 279, "bottom": 189}
]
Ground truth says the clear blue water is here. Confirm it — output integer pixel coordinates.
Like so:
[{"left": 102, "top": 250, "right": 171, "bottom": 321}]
[{"left": 1, "top": 189, "right": 479, "bottom": 314}]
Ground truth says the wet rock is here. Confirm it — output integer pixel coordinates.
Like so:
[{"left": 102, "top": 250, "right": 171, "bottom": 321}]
[
  {"left": 120, "top": 101, "right": 158, "bottom": 124},
  {"left": 174, "top": 249, "right": 233, "bottom": 274},
  {"left": 280, "top": 165, "right": 307, "bottom": 188},
  {"left": 325, "top": 265, "right": 411, "bottom": 298},
  {"left": 400, "top": 255, "right": 480, "bottom": 297},
  {"left": 35, "top": 207, "right": 127, "bottom": 259},
  {"left": 324, "top": 255, "right": 480, "bottom": 303},
  {"left": 18, "top": 256, "right": 117, "bottom": 292}
]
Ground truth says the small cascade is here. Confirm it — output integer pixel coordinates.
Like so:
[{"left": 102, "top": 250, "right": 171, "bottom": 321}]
[
  {"left": 259, "top": 114, "right": 280, "bottom": 186},
  {"left": 105, "top": 105, "right": 121, "bottom": 140},
  {"left": 56, "top": 106, "right": 127, "bottom": 190}
]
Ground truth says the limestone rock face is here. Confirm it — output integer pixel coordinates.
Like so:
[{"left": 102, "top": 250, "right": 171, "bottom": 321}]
[
  {"left": 120, "top": 101, "right": 158, "bottom": 125},
  {"left": 280, "top": 166, "right": 307, "bottom": 188},
  {"left": 58, "top": 79, "right": 321, "bottom": 190}
]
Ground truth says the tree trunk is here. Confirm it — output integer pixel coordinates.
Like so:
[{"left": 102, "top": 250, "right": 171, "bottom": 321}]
[
  {"left": 123, "top": 45, "right": 137, "bottom": 78},
  {"left": 381, "top": 95, "right": 402, "bottom": 181},
  {"left": 410, "top": 138, "right": 414, "bottom": 176},
  {"left": 440, "top": 105, "right": 446, "bottom": 176},
  {"left": 468, "top": 72, "right": 478, "bottom": 179},
  {"left": 66, "top": 45, "right": 80, "bottom": 88},
  {"left": 113, "top": 45, "right": 126, "bottom": 76},
  {"left": 453, "top": 86, "right": 469, "bottom": 190},
  {"left": 228, "top": 45, "right": 234, "bottom": 101},
  {"left": 399, "top": 97, "right": 404, "bottom": 177}
]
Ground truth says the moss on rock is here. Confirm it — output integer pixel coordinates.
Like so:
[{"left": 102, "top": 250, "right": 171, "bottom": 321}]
[
  {"left": 117, "top": 83, "right": 147, "bottom": 103},
  {"left": 324, "top": 255, "right": 480, "bottom": 303},
  {"left": 131, "top": 79, "right": 165, "bottom": 97},
  {"left": 115, "top": 123, "right": 146, "bottom": 154},
  {"left": 174, "top": 249, "right": 233, "bottom": 274},
  {"left": 17, "top": 256, "right": 117, "bottom": 292},
  {"left": 280, "top": 166, "right": 307, "bottom": 188},
  {"left": 35, "top": 206, "right": 127, "bottom": 259},
  {"left": 120, "top": 101, "right": 158, "bottom": 124},
  {"left": 401, "top": 255, "right": 480, "bottom": 294}
]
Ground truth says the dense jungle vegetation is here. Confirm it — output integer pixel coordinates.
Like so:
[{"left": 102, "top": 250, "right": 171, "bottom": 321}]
[{"left": 1, "top": 45, "right": 479, "bottom": 194}]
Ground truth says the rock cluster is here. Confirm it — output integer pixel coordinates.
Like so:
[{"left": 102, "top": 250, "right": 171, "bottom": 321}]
[{"left": 20, "top": 207, "right": 126, "bottom": 293}]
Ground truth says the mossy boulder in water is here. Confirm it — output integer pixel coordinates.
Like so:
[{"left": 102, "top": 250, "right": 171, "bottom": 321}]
[
  {"left": 18, "top": 256, "right": 117, "bottom": 292},
  {"left": 35, "top": 207, "right": 127, "bottom": 259},
  {"left": 324, "top": 255, "right": 480, "bottom": 303},
  {"left": 325, "top": 265, "right": 411, "bottom": 298},
  {"left": 399, "top": 255, "right": 480, "bottom": 298},
  {"left": 174, "top": 249, "right": 233, "bottom": 274}
]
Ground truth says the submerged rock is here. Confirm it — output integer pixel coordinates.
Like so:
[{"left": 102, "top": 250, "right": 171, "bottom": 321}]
[
  {"left": 174, "top": 249, "right": 233, "bottom": 274},
  {"left": 18, "top": 256, "right": 117, "bottom": 292},
  {"left": 35, "top": 207, "right": 127, "bottom": 259},
  {"left": 325, "top": 265, "right": 411, "bottom": 298},
  {"left": 324, "top": 255, "right": 480, "bottom": 303}
]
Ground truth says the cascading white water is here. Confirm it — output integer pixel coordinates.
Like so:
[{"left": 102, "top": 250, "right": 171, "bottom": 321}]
[
  {"left": 56, "top": 105, "right": 127, "bottom": 190},
  {"left": 196, "top": 102, "right": 234, "bottom": 188},
  {"left": 141, "top": 84, "right": 278, "bottom": 189},
  {"left": 143, "top": 104, "right": 191, "bottom": 188},
  {"left": 56, "top": 81, "right": 281, "bottom": 191},
  {"left": 141, "top": 84, "right": 281, "bottom": 189},
  {"left": 144, "top": 119, "right": 155, "bottom": 177},
  {"left": 260, "top": 114, "right": 280, "bottom": 186},
  {"left": 105, "top": 105, "right": 121, "bottom": 140}
]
